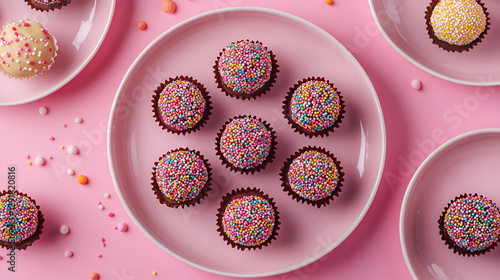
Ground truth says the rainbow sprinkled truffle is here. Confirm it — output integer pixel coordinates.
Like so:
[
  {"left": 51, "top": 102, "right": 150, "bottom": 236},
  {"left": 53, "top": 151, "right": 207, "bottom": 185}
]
[
  {"left": 280, "top": 146, "right": 344, "bottom": 207},
  {"left": 25, "top": 0, "right": 71, "bottom": 12},
  {"left": 151, "top": 148, "right": 212, "bottom": 208},
  {"left": 425, "top": 0, "right": 489, "bottom": 52},
  {"left": 0, "top": 191, "right": 44, "bottom": 250},
  {"left": 283, "top": 77, "right": 345, "bottom": 138},
  {"left": 0, "top": 19, "right": 57, "bottom": 79},
  {"left": 153, "top": 76, "right": 212, "bottom": 134},
  {"left": 215, "top": 115, "right": 277, "bottom": 174},
  {"left": 216, "top": 188, "right": 280, "bottom": 250},
  {"left": 438, "top": 193, "right": 500, "bottom": 256},
  {"left": 214, "top": 40, "right": 279, "bottom": 99}
]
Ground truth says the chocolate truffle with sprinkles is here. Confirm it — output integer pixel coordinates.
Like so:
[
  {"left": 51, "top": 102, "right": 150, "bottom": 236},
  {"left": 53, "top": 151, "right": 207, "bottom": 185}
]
[
  {"left": 0, "top": 190, "right": 44, "bottom": 250},
  {"left": 215, "top": 115, "right": 277, "bottom": 174},
  {"left": 283, "top": 77, "right": 345, "bottom": 138},
  {"left": 425, "top": 0, "right": 490, "bottom": 52},
  {"left": 438, "top": 193, "right": 500, "bottom": 256},
  {"left": 214, "top": 40, "right": 279, "bottom": 100},
  {"left": 152, "top": 76, "right": 212, "bottom": 135},
  {"left": 216, "top": 188, "right": 280, "bottom": 250},
  {"left": 151, "top": 148, "right": 212, "bottom": 208},
  {"left": 280, "top": 146, "right": 344, "bottom": 208},
  {"left": 25, "top": 0, "right": 71, "bottom": 12}
]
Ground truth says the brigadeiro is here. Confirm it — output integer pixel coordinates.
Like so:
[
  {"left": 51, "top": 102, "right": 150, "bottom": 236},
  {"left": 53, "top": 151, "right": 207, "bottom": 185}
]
[
  {"left": 215, "top": 115, "right": 277, "bottom": 174},
  {"left": 216, "top": 188, "right": 280, "bottom": 250},
  {"left": 0, "top": 190, "right": 44, "bottom": 250},
  {"left": 438, "top": 193, "right": 500, "bottom": 256},
  {"left": 280, "top": 146, "right": 344, "bottom": 208},
  {"left": 151, "top": 148, "right": 212, "bottom": 208},
  {"left": 283, "top": 77, "right": 345, "bottom": 138},
  {"left": 152, "top": 76, "right": 212, "bottom": 135},
  {"left": 425, "top": 0, "right": 489, "bottom": 52},
  {"left": 214, "top": 40, "right": 279, "bottom": 100}
]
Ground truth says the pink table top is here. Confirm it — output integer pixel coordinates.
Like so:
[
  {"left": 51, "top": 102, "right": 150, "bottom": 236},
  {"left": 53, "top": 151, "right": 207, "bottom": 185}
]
[{"left": 1, "top": 0, "right": 500, "bottom": 279}]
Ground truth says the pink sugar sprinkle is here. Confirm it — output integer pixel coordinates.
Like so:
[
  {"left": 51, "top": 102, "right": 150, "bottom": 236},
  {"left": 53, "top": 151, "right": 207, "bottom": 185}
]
[
  {"left": 49, "top": 136, "right": 54, "bottom": 141},
  {"left": 100, "top": 237, "right": 105, "bottom": 242},
  {"left": 97, "top": 201, "right": 101, "bottom": 205},
  {"left": 108, "top": 212, "right": 115, "bottom": 217},
  {"left": 25, "top": 154, "right": 30, "bottom": 159}
]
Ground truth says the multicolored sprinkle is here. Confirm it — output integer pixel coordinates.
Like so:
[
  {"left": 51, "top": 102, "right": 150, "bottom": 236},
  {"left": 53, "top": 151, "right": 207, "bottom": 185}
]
[
  {"left": 217, "top": 40, "right": 272, "bottom": 94},
  {"left": 290, "top": 79, "right": 341, "bottom": 133},
  {"left": 219, "top": 116, "right": 272, "bottom": 169},
  {"left": 222, "top": 195, "right": 275, "bottom": 247},
  {"left": 157, "top": 79, "right": 206, "bottom": 132},
  {"left": 287, "top": 150, "right": 340, "bottom": 201},
  {"left": 444, "top": 194, "right": 500, "bottom": 252},
  {"left": 0, "top": 192, "right": 39, "bottom": 243},
  {"left": 34, "top": 0, "right": 62, "bottom": 4},
  {"left": 155, "top": 150, "right": 208, "bottom": 203},
  {"left": 430, "top": 0, "right": 487, "bottom": 46},
  {"left": 0, "top": 19, "right": 57, "bottom": 78}
]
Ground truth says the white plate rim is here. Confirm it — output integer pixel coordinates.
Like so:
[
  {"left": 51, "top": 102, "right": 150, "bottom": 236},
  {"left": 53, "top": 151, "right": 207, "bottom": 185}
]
[
  {"left": 108, "top": 6, "right": 387, "bottom": 278},
  {"left": 399, "top": 128, "right": 500, "bottom": 279},
  {"left": 368, "top": 0, "right": 497, "bottom": 86},
  {"left": 0, "top": 0, "right": 116, "bottom": 106}
]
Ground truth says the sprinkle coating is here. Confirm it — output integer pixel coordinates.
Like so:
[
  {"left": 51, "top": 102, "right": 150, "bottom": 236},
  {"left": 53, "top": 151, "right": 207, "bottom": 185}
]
[
  {"left": 157, "top": 79, "right": 206, "bottom": 132},
  {"left": 222, "top": 195, "right": 275, "bottom": 247},
  {"left": 444, "top": 194, "right": 500, "bottom": 252},
  {"left": 0, "top": 20, "right": 57, "bottom": 79},
  {"left": 430, "top": 0, "right": 487, "bottom": 46},
  {"left": 220, "top": 116, "right": 272, "bottom": 170},
  {"left": 34, "top": 0, "right": 62, "bottom": 4},
  {"left": 287, "top": 150, "right": 340, "bottom": 201},
  {"left": 0, "top": 192, "right": 39, "bottom": 243},
  {"left": 290, "top": 80, "right": 341, "bottom": 133},
  {"left": 217, "top": 40, "right": 272, "bottom": 94},
  {"left": 155, "top": 150, "right": 208, "bottom": 203}
]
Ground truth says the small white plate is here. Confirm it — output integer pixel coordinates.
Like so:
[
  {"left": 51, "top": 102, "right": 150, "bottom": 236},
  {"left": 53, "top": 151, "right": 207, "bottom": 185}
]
[
  {"left": 369, "top": 0, "right": 500, "bottom": 86},
  {"left": 0, "top": 0, "right": 115, "bottom": 105},
  {"left": 401, "top": 129, "right": 500, "bottom": 279}
]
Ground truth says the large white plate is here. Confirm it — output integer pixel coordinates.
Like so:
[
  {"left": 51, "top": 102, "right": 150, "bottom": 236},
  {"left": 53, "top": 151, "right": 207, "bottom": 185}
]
[
  {"left": 0, "top": 0, "right": 115, "bottom": 106},
  {"left": 108, "top": 7, "right": 386, "bottom": 277},
  {"left": 401, "top": 129, "right": 500, "bottom": 279},
  {"left": 369, "top": 0, "right": 500, "bottom": 86}
]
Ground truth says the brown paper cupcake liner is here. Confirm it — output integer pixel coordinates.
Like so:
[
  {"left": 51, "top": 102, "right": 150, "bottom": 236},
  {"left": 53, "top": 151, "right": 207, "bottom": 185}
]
[
  {"left": 0, "top": 190, "right": 44, "bottom": 250},
  {"left": 152, "top": 76, "right": 212, "bottom": 135},
  {"left": 280, "top": 146, "right": 344, "bottom": 208},
  {"left": 213, "top": 40, "right": 279, "bottom": 100},
  {"left": 24, "top": 0, "right": 71, "bottom": 12},
  {"left": 282, "top": 77, "right": 345, "bottom": 138},
  {"left": 215, "top": 115, "right": 277, "bottom": 175},
  {"left": 425, "top": 0, "right": 490, "bottom": 53},
  {"left": 438, "top": 193, "right": 499, "bottom": 257},
  {"left": 0, "top": 19, "right": 58, "bottom": 80},
  {"left": 216, "top": 187, "right": 280, "bottom": 251},
  {"left": 151, "top": 148, "right": 212, "bottom": 208}
]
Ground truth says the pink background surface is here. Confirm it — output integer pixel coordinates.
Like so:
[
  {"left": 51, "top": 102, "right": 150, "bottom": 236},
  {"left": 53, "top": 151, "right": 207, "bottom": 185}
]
[{"left": 1, "top": 0, "right": 500, "bottom": 279}]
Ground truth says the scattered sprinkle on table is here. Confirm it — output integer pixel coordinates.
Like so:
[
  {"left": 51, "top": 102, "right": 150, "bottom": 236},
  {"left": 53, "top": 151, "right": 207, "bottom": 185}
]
[
  {"left": 108, "top": 212, "right": 115, "bottom": 217},
  {"left": 67, "top": 145, "right": 78, "bottom": 155},
  {"left": 64, "top": 250, "right": 73, "bottom": 258},
  {"left": 25, "top": 154, "right": 30, "bottom": 159},
  {"left": 49, "top": 136, "right": 55, "bottom": 141},
  {"left": 162, "top": 0, "right": 176, "bottom": 13},
  {"left": 117, "top": 222, "right": 128, "bottom": 232},
  {"left": 153, "top": 271, "right": 157, "bottom": 275},
  {"left": 60, "top": 225, "right": 69, "bottom": 235},
  {"left": 62, "top": 124, "right": 67, "bottom": 128},
  {"left": 325, "top": 0, "right": 333, "bottom": 5},
  {"left": 28, "top": 161, "right": 32, "bottom": 165},
  {"left": 98, "top": 205, "right": 104, "bottom": 210},
  {"left": 77, "top": 175, "right": 88, "bottom": 185},
  {"left": 39, "top": 106, "right": 48, "bottom": 115},
  {"left": 35, "top": 156, "right": 45, "bottom": 166},
  {"left": 75, "top": 117, "right": 83, "bottom": 123},
  {"left": 411, "top": 79, "right": 421, "bottom": 90},
  {"left": 97, "top": 253, "right": 102, "bottom": 258},
  {"left": 89, "top": 272, "right": 99, "bottom": 280},
  {"left": 104, "top": 193, "right": 110, "bottom": 199},
  {"left": 60, "top": 145, "right": 65, "bottom": 149},
  {"left": 67, "top": 169, "right": 75, "bottom": 175},
  {"left": 137, "top": 21, "right": 147, "bottom": 30}
]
